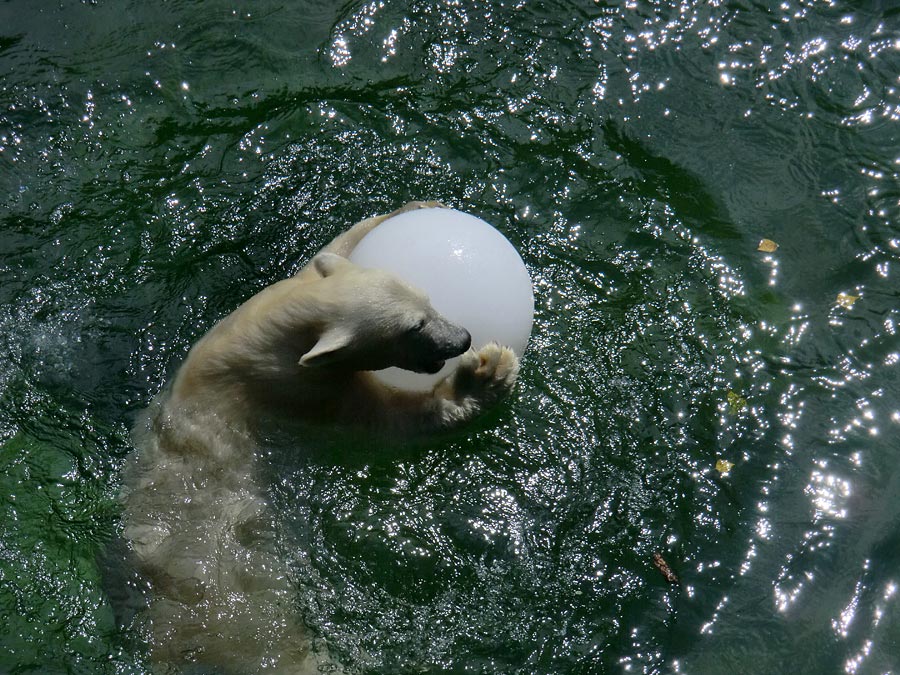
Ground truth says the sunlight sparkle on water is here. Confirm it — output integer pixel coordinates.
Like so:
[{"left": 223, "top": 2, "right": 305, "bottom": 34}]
[
  {"left": 699, "top": 595, "right": 729, "bottom": 635},
  {"left": 330, "top": 36, "right": 351, "bottom": 67},
  {"left": 845, "top": 640, "right": 873, "bottom": 674},
  {"left": 806, "top": 463, "right": 851, "bottom": 521},
  {"left": 834, "top": 570, "right": 865, "bottom": 638}
]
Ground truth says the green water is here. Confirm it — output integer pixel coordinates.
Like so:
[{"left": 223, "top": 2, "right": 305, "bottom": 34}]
[{"left": 1, "top": 1, "right": 899, "bottom": 673}]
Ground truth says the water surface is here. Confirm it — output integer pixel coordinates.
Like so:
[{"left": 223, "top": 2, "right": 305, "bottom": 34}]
[{"left": 1, "top": 1, "right": 898, "bottom": 673}]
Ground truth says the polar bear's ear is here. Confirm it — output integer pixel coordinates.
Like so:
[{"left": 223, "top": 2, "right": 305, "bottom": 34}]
[
  {"left": 312, "top": 252, "right": 353, "bottom": 278},
  {"left": 298, "top": 328, "right": 354, "bottom": 368}
]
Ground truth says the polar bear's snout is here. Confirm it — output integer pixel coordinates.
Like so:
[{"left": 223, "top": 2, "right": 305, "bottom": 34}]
[
  {"left": 428, "top": 317, "right": 472, "bottom": 356},
  {"left": 407, "top": 316, "right": 471, "bottom": 374}
]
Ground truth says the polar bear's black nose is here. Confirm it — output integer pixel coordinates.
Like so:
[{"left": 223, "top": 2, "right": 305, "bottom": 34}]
[
  {"left": 445, "top": 325, "right": 471, "bottom": 355},
  {"left": 426, "top": 318, "right": 471, "bottom": 359},
  {"left": 460, "top": 329, "right": 472, "bottom": 352}
]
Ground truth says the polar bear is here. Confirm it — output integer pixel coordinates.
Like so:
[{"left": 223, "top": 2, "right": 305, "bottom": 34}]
[{"left": 123, "top": 202, "right": 519, "bottom": 673}]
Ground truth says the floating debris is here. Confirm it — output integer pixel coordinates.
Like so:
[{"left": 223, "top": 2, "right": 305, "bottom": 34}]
[
  {"left": 757, "top": 238, "right": 779, "bottom": 252},
  {"left": 652, "top": 552, "right": 679, "bottom": 584},
  {"left": 716, "top": 458, "right": 735, "bottom": 474},
  {"left": 836, "top": 292, "right": 859, "bottom": 309},
  {"left": 726, "top": 390, "right": 747, "bottom": 414}
]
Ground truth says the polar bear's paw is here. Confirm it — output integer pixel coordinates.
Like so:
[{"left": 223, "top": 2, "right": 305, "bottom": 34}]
[
  {"left": 438, "top": 342, "right": 519, "bottom": 423},
  {"left": 459, "top": 342, "right": 518, "bottom": 386}
]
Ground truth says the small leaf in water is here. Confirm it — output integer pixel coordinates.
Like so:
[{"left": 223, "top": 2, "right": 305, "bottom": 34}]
[
  {"left": 716, "top": 458, "right": 735, "bottom": 474},
  {"left": 757, "top": 238, "right": 779, "bottom": 252},
  {"left": 836, "top": 292, "right": 859, "bottom": 309},
  {"left": 726, "top": 390, "right": 747, "bottom": 413}
]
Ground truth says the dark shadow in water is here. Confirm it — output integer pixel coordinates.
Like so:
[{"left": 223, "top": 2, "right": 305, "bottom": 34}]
[
  {"left": 601, "top": 119, "right": 741, "bottom": 240},
  {"left": 258, "top": 405, "right": 513, "bottom": 474}
]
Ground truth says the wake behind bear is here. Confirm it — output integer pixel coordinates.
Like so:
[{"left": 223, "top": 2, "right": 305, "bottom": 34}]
[{"left": 122, "top": 202, "right": 520, "bottom": 673}]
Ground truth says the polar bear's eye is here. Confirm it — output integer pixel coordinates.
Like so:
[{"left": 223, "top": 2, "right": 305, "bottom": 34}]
[{"left": 409, "top": 318, "right": 426, "bottom": 333}]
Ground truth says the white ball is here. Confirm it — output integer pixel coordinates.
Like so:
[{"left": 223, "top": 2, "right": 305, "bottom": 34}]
[{"left": 349, "top": 207, "right": 534, "bottom": 391}]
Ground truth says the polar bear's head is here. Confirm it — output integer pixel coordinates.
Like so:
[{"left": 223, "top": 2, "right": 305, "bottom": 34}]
[{"left": 298, "top": 253, "right": 471, "bottom": 375}]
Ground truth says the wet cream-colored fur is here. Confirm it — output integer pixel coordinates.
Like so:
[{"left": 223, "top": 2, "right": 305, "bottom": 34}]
[{"left": 123, "top": 202, "right": 519, "bottom": 673}]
